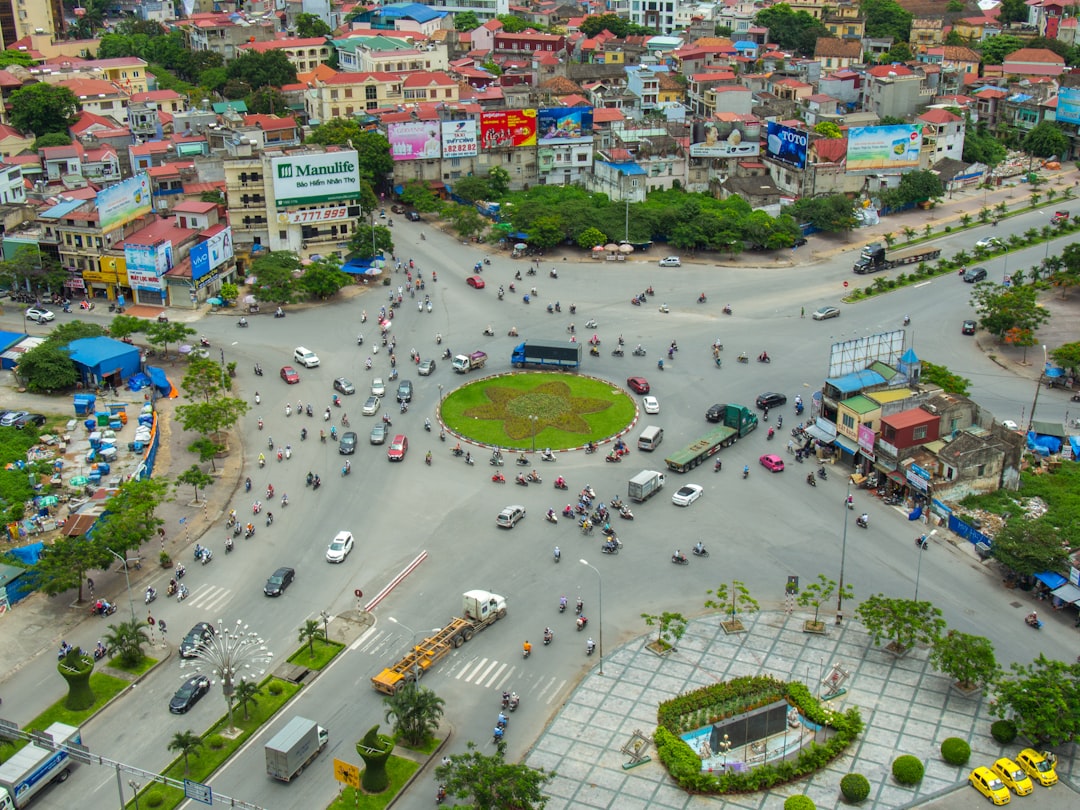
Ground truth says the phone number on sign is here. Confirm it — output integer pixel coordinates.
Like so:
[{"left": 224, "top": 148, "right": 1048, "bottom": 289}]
[{"left": 286, "top": 208, "right": 349, "bottom": 224}]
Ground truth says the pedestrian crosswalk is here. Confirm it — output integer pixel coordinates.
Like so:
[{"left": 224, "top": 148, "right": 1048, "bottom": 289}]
[{"left": 176, "top": 584, "right": 233, "bottom": 613}]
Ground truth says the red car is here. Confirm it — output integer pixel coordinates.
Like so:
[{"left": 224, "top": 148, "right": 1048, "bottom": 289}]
[
  {"left": 627, "top": 377, "right": 650, "bottom": 394},
  {"left": 759, "top": 454, "right": 785, "bottom": 473},
  {"left": 466, "top": 276, "right": 486, "bottom": 289},
  {"left": 280, "top": 365, "right": 300, "bottom": 384},
  {"left": 387, "top": 434, "right": 408, "bottom": 461}
]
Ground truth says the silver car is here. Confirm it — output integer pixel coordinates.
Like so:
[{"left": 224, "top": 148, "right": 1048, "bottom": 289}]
[{"left": 362, "top": 396, "right": 381, "bottom": 416}]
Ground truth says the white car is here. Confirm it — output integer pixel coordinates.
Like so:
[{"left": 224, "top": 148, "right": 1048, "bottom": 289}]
[
  {"left": 975, "top": 237, "right": 1003, "bottom": 250},
  {"left": 326, "top": 531, "right": 354, "bottom": 563},
  {"left": 672, "top": 484, "right": 703, "bottom": 507},
  {"left": 659, "top": 256, "right": 681, "bottom": 267},
  {"left": 26, "top": 307, "right": 55, "bottom": 323},
  {"left": 642, "top": 396, "right": 660, "bottom": 414},
  {"left": 362, "top": 396, "right": 381, "bottom": 416},
  {"left": 371, "top": 378, "right": 386, "bottom": 397},
  {"left": 293, "top": 346, "right": 320, "bottom": 368}
]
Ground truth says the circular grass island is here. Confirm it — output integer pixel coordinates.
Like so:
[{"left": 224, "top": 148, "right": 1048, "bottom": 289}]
[{"left": 440, "top": 372, "right": 637, "bottom": 451}]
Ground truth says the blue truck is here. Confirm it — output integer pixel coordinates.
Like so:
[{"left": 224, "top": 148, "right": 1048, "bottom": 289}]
[
  {"left": 0, "top": 723, "right": 81, "bottom": 809},
  {"left": 511, "top": 341, "right": 582, "bottom": 369}
]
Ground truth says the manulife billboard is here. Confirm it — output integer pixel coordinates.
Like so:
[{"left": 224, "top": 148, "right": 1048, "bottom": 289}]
[{"left": 271, "top": 151, "right": 362, "bottom": 207}]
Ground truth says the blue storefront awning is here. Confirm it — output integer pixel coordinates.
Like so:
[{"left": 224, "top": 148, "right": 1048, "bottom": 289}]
[
  {"left": 834, "top": 434, "right": 859, "bottom": 454},
  {"left": 1034, "top": 571, "right": 1067, "bottom": 589}
]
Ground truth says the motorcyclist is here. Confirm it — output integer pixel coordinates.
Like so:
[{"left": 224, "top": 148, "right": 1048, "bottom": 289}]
[
  {"left": 522, "top": 640, "right": 532, "bottom": 656},
  {"left": 543, "top": 627, "right": 553, "bottom": 642},
  {"left": 674, "top": 549, "right": 686, "bottom": 563},
  {"left": 743, "top": 464, "right": 749, "bottom": 478},
  {"left": 559, "top": 596, "right": 568, "bottom": 611},
  {"left": 586, "top": 637, "right": 595, "bottom": 654},
  {"left": 859, "top": 513, "right": 869, "bottom": 527},
  {"left": 553, "top": 545, "right": 560, "bottom": 561},
  {"left": 695, "top": 541, "right": 705, "bottom": 555},
  {"left": 547, "top": 509, "right": 556, "bottom": 520},
  {"left": 759, "top": 350, "right": 770, "bottom": 362},
  {"left": 1026, "top": 611, "right": 1040, "bottom": 627},
  {"left": 555, "top": 476, "right": 565, "bottom": 487}
]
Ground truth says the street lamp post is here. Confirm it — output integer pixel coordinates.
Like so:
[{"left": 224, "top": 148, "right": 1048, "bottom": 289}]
[
  {"left": 836, "top": 482, "right": 851, "bottom": 621},
  {"left": 579, "top": 559, "right": 603, "bottom": 675},
  {"left": 180, "top": 619, "right": 273, "bottom": 732},
  {"left": 105, "top": 547, "right": 137, "bottom": 623},
  {"left": 914, "top": 530, "right": 937, "bottom": 601},
  {"left": 1026, "top": 345, "right": 1048, "bottom": 432},
  {"left": 1001, "top": 247, "right": 1009, "bottom": 285},
  {"left": 388, "top": 616, "right": 423, "bottom": 684},
  {"left": 529, "top": 414, "right": 538, "bottom": 454},
  {"left": 718, "top": 733, "right": 731, "bottom": 770},
  {"left": 129, "top": 780, "right": 141, "bottom": 810},
  {"left": 320, "top": 610, "right": 331, "bottom": 643}
]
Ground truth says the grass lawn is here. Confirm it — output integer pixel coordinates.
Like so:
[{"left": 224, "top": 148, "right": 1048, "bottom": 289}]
[
  {"left": 441, "top": 372, "right": 636, "bottom": 450},
  {"left": 108, "top": 654, "right": 158, "bottom": 677},
  {"left": 287, "top": 639, "right": 345, "bottom": 670},
  {"left": 326, "top": 755, "right": 421, "bottom": 810}
]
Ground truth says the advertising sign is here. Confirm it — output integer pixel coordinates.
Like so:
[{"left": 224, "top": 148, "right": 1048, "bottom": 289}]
[
  {"left": 1057, "top": 86, "right": 1080, "bottom": 125},
  {"left": 271, "top": 151, "right": 362, "bottom": 207},
  {"left": 189, "top": 227, "right": 234, "bottom": 280},
  {"left": 124, "top": 241, "right": 171, "bottom": 290},
  {"left": 96, "top": 173, "right": 152, "bottom": 231},
  {"left": 441, "top": 120, "right": 478, "bottom": 158},
  {"left": 388, "top": 121, "right": 442, "bottom": 162},
  {"left": 765, "top": 122, "right": 808, "bottom": 169},
  {"left": 845, "top": 125, "right": 922, "bottom": 173},
  {"left": 279, "top": 207, "right": 350, "bottom": 224},
  {"left": 690, "top": 120, "right": 761, "bottom": 158},
  {"left": 480, "top": 109, "right": 537, "bottom": 150},
  {"left": 537, "top": 107, "right": 594, "bottom": 145}
]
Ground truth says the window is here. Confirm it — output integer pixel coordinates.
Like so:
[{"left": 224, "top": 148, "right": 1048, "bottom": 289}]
[
  {"left": 841, "top": 413, "right": 855, "bottom": 430},
  {"left": 913, "top": 426, "right": 927, "bottom": 440},
  {"left": 344, "top": 89, "right": 353, "bottom": 99},
  {"left": 976, "top": 464, "right": 986, "bottom": 476},
  {"left": 279, "top": 230, "right": 287, "bottom": 240}
]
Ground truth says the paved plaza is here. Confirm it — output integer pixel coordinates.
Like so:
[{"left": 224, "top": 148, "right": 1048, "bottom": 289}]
[{"left": 525, "top": 610, "right": 1077, "bottom": 809}]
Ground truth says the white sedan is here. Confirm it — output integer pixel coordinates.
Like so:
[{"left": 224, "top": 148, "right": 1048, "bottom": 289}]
[
  {"left": 642, "top": 396, "right": 660, "bottom": 414},
  {"left": 362, "top": 396, "right": 381, "bottom": 416},
  {"left": 371, "top": 378, "right": 386, "bottom": 397},
  {"left": 672, "top": 484, "right": 703, "bottom": 507},
  {"left": 326, "top": 531, "right": 354, "bottom": 563}
]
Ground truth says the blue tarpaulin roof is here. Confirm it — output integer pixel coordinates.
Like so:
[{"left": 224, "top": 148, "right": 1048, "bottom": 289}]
[
  {"left": 1034, "top": 571, "right": 1067, "bottom": 589},
  {"left": 598, "top": 161, "right": 647, "bottom": 176},
  {"left": 826, "top": 369, "right": 887, "bottom": 395},
  {"left": 0, "top": 330, "right": 25, "bottom": 353},
  {"left": 341, "top": 258, "right": 383, "bottom": 276},
  {"left": 65, "top": 337, "right": 141, "bottom": 381}
]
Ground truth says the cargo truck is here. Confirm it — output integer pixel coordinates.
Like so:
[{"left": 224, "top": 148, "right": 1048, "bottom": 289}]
[
  {"left": 452, "top": 350, "right": 488, "bottom": 373},
  {"left": 852, "top": 243, "right": 941, "bottom": 274},
  {"left": 665, "top": 406, "right": 758, "bottom": 472},
  {"left": 0, "top": 723, "right": 81, "bottom": 809},
  {"left": 510, "top": 341, "right": 581, "bottom": 369},
  {"left": 628, "top": 470, "right": 666, "bottom": 502},
  {"left": 371, "top": 590, "right": 507, "bottom": 695},
  {"left": 264, "top": 717, "right": 328, "bottom": 782}
]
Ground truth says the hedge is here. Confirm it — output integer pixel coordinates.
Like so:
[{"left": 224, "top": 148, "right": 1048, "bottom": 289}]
[
  {"left": 784, "top": 796, "right": 816, "bottom": 810},
  {"left": 991, "top": 719, "right": 1017, "bottom": 744}
]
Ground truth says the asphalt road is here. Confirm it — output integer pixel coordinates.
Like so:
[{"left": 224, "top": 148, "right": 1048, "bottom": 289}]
[{"left": 13, "top": 209, "right": 1080, "bottom": 810}]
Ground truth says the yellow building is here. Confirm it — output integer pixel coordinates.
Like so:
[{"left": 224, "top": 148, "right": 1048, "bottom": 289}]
[{"left": 304, "top": 71, "right": 406, "bottom": 122}]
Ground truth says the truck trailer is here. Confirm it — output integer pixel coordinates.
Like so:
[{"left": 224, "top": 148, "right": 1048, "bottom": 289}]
[
  {"left": 852, "top": 243, "right": 941, "bottom": 274},
  {"left": 628, "top": 470, "right": 666, "bottom": 502},
  {"left": 371, "top": 590, "right": 507, "bottom": 695},
  {"left": 264, "top": 717, "right": 328, "bottom": 782},
  {"left": 452, "top": 351, "right": 487, "bottom": 373},
  {"left": 0, "top": 723, "right": 81, "bottom": 810},
  {"left": 510, "top": 341, "right": 581, "bottom": 369},
  {"left": 665, "top": 406, "right": 758, "bottom": 472}
]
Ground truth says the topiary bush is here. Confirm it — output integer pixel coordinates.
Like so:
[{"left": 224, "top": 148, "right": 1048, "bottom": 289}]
[
  {"left": 991, "top": 719, "right": 1017, "bottom": 744},
  {"left": 267, "top": 681, "right": 283, "bottom": 696},
  {"left": 892, "top": 755, "right": 925, "bottom": 785},
  {"left": 143, "top": 791, "right": 165, "bottom": 808},
  {"left": 206, "top": 734, "right": 226, "bottom": 751},
  {"left": 840, "top": 773, "right": 871, "bottom": 803},
  {"left": 940, "top": 737, "right": 971, "bottom": 766},
  {"left": 784, "top": 796, "right": 816, "bottom": 810}
]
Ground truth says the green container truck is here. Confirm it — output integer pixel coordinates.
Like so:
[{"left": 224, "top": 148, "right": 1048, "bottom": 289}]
[{"left": 664, "top": 405, "right": 758, "bottom": 472}]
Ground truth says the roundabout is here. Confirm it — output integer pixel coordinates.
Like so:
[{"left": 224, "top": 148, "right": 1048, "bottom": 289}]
[{"left": 438, "top": 372, "right": 638, "bottom": 450}]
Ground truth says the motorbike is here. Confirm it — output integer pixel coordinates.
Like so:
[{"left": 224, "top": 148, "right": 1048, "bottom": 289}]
[
  {"left": 576, "top": 616, "right": 588, "bottom": 631},
  {"left": 671, "top": 554, "right": 689, "bottom": 566},
  {"left": 541, "top": 450, "right": 556, "bottom": 462},
  {"left": 515, "top": 475, "right": 528, "bottom": 487},
  {"left": 199, "top": 337, "right": 211, "bottom": 347},
  {"left": 605, "top": 453, "right": 621, "bottom": 463},
  {"left": 806, "top": 474, "right": 817, "bottom": 487},
  {"left": 742, "top": 466, "right": 750, "bottom": 479},
  {"left": 526, "top": 472, "right": 542, "bottom": 483},
  {"left": 611, "top": 348, "right": 624, "bottom": 357},
  {"left": 817, "top": 467, "right": 827, "bottom": 480},
  {"left": 619, "top": 506, "right": 634, "bottom": 519},
  {"left": 175, "top": 564, "right": 186, "bottom": 579},
  {"left": 767, "top": 428, "right": 775, "bottom": 441},
  {"left": 312, "top": 476, "right": 322, "bottom": 491},
  {"left": 632, "top": 347, "right": 646, "bottom": 357},
  {"left": 601, "top": 541, "right": 620, "bottom": 555},
  {"left": 658, "top": 304, "right": 670, "bottom": 313},
  {"left": 225, "top": 536, "right": 234, "bottom": 553},
  {"left": 1072, "top": 393, "right": 1080, "bottom": 403},
  {"left": 177, "top": 583, "right": 190, "bottom": 601},
  {"left": 145, "top": 587, "right": 156, "bottom": 604},
  {"left": 274, "top": 308, "right": 286, "bottom": 318},
  {"left": 237, "top": 318, "right": 248, "bottom": 328},
  {"left": 723, "top": 305, "right": 732, "bottom": 315},
  {"left": 585, "top": 319, "right": 598, "bottom": 329},
  {"left": 254, "top": 363, "right": 263, "bottom": 376},
  {"left": 543, "top": 630, "right": 553, "bottom": 645},
  {"left": 575, "top": 599, "right": 584, "bottom": 615},
  {"left": 586, "top": 639, "right": 596, "bottom": 656},
  {"left": 631, "top": 297, "right": 642, "bottom": 306},
  {"left": 657, "top": 359, "right": 664, "bottom": 371},
  {"left": 757, "top": 354, "right": 771, "bottom": 364},
  {"left": 855, "top": 515, "right": 869, "bottom": 529},
  {"left": 554, "top": 479, "right": 568, "bottom": 490},
  {"left": 692, "top": 546, "right": 710, "bottom": 558},
  {"left": 546, "top": 513, "right": 558, "bottom": 524},
  {"left": 915, "top": 535, "right": 930, "bottom": 550},
  {"left": 589, "top": 346, "right": 599, "bottom": 357},
  {"left": 697, "top": 294, "right": 707, "bottom": 304},
  {"left": 1025, "top": 614, "right": 1043, "bottom": 630},
  {"left": 167, "top": 581, "right": 178, "bottom": 596},
  {"left": 93, "top": 644, "right": 108, "bottom": 661},
  {"left": 244, "top": 524, "right": 256, "bottom": 539}
]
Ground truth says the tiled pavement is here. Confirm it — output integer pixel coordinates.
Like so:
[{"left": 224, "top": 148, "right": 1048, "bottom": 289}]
[{"left": 525, "top": 610, "right": 1076, "bottom": 809}]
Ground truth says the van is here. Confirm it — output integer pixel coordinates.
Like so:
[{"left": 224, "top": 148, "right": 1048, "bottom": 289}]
[
  {"left": 637, "top": 425, "right": 664, "bottom": 452},
  {"left": 294, "top": 347, "right": 320, "bottom": 368}
]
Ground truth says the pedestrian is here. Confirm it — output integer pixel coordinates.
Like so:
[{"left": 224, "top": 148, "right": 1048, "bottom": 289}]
[
  {"left": 86, "top": 577, "right": 94, "bottom": 597},
  {"left": 442, "top": 756, "right": 451, "bottom": 767},
  {"left": 787, "top": 439, "right": 795, "bottom": 455},
  {"left": 800, "top": 306, "right": 805, "bottom": 318}
]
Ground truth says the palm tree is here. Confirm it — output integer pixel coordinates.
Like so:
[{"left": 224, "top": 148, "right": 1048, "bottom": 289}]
[
  {"left": 978, "top": 208, "right": 991, "bottom": 223},
  {"left": 383, "top": 683, "right": 445, "bottom": 746},
  {"left": 102, "top": 620, "right": 150, "bottom": 668},
  {"left": 168, "top": 730, "right": 203, "bottom": 775},
  {"left": 1030, "top": 192, "right": 1042, "bottom": 207},
  {"left": 883, "top": 232, "right": 896, "bottom": 247},
  {"left": 960, "top": 213, "right": 973, "bottom": 228},
  {"left": 922, "top": 224, "right": 933, "bottom": 238},
  {"left": 231, "top": 679, "right": 263, "bottom": 721},
  {"left": 902, "top": 226, "right": 917, "bottom": 240},
  {"left": 995, "top": 201, "right": 1009, "bottom": 217},
  {"left": 297, "top": 619, "right": 325, "bottom": 656}
]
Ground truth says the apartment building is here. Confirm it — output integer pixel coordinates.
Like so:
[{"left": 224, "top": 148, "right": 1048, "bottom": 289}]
[
  {"left": 238, "top": 36, "right": 333, "bottom": 74},
  {"left": 185, "top": 13, "right": 276, "bottom": 62},
  {"left": 304, "top": 71, "right": 407, "bottom": 122}
]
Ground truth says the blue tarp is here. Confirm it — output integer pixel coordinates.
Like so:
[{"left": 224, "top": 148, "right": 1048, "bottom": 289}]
[
  {"left": 341, "top": 258, "right": 383, "bottom": 276},
  {"left": 1027, "top": 431, "right": 1061, "bottom": 456},
  {"left": 0, "top": 330, "right": 25, "bottom": 353},
  {"left": 1070, "top": 436, "right": 1080, "bottom": 457},
  {"left": 1034, "top": 571, "right": 1067, "bottom": 589},
  {"left": 826, "top": 369, "right": 887, "bottom": 395},
  {"left": 65, "top": 337, "right": 141, "bottom": 383},
  {"left": 145, "top": 366, "right": 173, "bottom": 397},
  {"left": 5, "top": 542, "right": 43, "bottom": 565}
]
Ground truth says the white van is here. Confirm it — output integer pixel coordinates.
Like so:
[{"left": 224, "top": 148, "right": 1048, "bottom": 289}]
[
  {"left": 637, "top": 425, "right": 664, "bottom": 452},
  {"left": 293, "top": 347, "right": 320, "bottom": 368}
]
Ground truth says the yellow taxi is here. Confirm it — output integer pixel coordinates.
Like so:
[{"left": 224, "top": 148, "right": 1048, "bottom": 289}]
[
  {"left": 1015, "top": 749, "right": 1057, "bottom": 786},
  {"left": 991, "top": 758, "right": 1033, "bottom": 796},
  {"left": 969, "top": 766, "right": 1011, "bottom": 805}
]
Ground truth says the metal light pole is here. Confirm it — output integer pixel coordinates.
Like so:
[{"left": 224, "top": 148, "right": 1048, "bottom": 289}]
[
  {"left": 129, "top": 780, "right": 141, "bottom": 810},
  {"left": 579, "top": 559, "right": 603, "bottom": 675},
  {"left": 388, "top": 616, "right": 422, "bottom": 683},
  {"left": 180, "top": 619, "right": 272, "bottom": 732},
  {"left": 836, "top": 482, "right": 851, "bottom": 620},
  {"left": 1026, "top": 345, "right": 1047, "bottom": 432},
  {"left": 105, "top": 547, "right": 137, "bottom": 623},
  {"left": 320, "top": 610, "right": 331, "bottom": 643},
  {"left": 914, "top": 530, "right": 937, "bottom": 602},
  {"left": 530, "top": 414, "right": 538, "bottom": 454},
  {"left": 1001, "top": 247, "right": 1009, "bottom": 285}
]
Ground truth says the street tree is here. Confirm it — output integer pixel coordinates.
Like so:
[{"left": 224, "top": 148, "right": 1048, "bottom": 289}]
[
  {"left": 14, "top": 343, "right": 79, "bottom": 392},
  {"left": 813, "top": 121, "right": 843, "bottom": 138},
  {"left": 297, "top": 619, "right": 325, "bottom": 656},
  {"left": 753, "top": 6, "right": 831, "bottom": 55},
  {"left": 31, "top": 535, "right": 113, "bottom": 600},
  {"left": 640, "top": 612, "right": 688, "bottom": 652},
  {"left": 1022, "top": 121, "right": 1069, "bottom": 161},
  {"left": 8, "top": 84, "right": 79, "bottom": 136},
  {"left": 225, "top": 50, "right": 297, "bottom": 90},
  {"left": 103, "top": 620, "right": 150, "bottom": 668},
  {"left": 168, "top": 731, "right": 204, "bottom": 775},
  {"left": 300, "top": 256, "right": 352, "bottom": 299},
  {"left": 250, "top": 251, "right": 301, "bottom": 304},
  {"left": 855, "top": 594, "right": 946, "bottom": 654},
  {"left": 1050, "top": 342, "right": 1080, "bottom": 372},
  {"left": 929, "top": 631, "right": 999, "bottom": 691},
  {"left": 525, "top": 215, "right": 566, "bottom": 250},
  {"left": 1003, "top": 326, "right": 1039, "bottom": 362},
  {"left": 219, "top": 282, "right": 239, "bottom": 303},
  {"left": 92, "top": 478, "right": 169, "bottom": 559},
  {"left": 2, "top": 245, "right": 68, "bottom": 292},
  {"left": 306, "top": 118, "right": 365, "bottom": 147},
  {"left": 970, "top": 283, "right": 1051, "bottom": 340},
  {"left": 145, "top": 321, "right": 196, "bottom": 357},
  {"left": 181, "top": 356, "right": 225, "bottom": 403},
  {"left": 788, "top": 194, "right": 857, "bottom": 233},
  {"left": 1054, "top": 243, "right": 1080, "bottom": 296},
  {"left": 294, "top": 12, "right": 332, "bottom": 37},
  {"left": 108, "top": 314, "right": 150, "bottom": 340},
  {"left": 991, "top": 654, "right": 1080, "bottom": 745},
  {"left": 451, "top": 175, "right": 492, "bottom": 203},
  {"left": 990, "top": 516, "right": 1069, "bottom": 577},
  {"left": 188, "top": 437, "right": 224, "bottom": 472},
  {"left": 383, "top": 682, "right": 446, "bottom": 746},
  {"left": 443, "top": 203, "right": 487, "bottom": 240},
  {"left": 454, "top": 10, "right": 480, "bottom": 30},
  {"left": 176, "top": 465, "right": 214, "bottom": 503},
  {"left": 979, "top": 34, "right": 1024, "bottom": 65},
  {"left": 398, "top": 179, "right": 441, "bottom": 212},
  {"left": 434, "top": 741, "right": 554, "bottom": 810},
  {"left": 860, "top": 0, "right": 913, "bottom": 42},
  {"left": 705, "top": 580, "right": 760, "bottom": 631},
  {"left": 245, "top": 87, "right": 288, "bottom": 116},
  {"left": 232, "top": 679, "right": 262, "bottom": 721},
  {"left": 797, "top": 574, "right": 853, "bottom": 630},
  {"left": 347, "top": 223, "right": 394, "bottom": 260},
  {"left": 488, "top": 166, "right": 511, "bottom": 197},
  {"left": 175, "top": 398, "right": 250, "bottom": 446},
  {"left": 883, "top": 170, "right": 943, "bottom": 209},
  {"left": 577, "top": 227, "right": 607, "bottom": 249}
]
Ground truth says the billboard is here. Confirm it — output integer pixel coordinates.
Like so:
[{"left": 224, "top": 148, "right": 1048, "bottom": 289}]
[
  {"left": 845, "top": 125, "right": 922, "bottom": 173},
  {"left": 124, "top": 241, "right": 172, "bottom": 290},
  {"left": 1057, "top": 86, "right": 1080, "bottom": 125},
  {"left": 96, "top": 173, "right": 152, "bottom": 231},
  {"left": 537, "top": 107, "right": 593, "bottom": 145},
  {"left": 189, "top": 227, "right": 234, "bottom": 280},
  {"left": 690, "top": 120, "right": 761, "bottom": 158},
  {"left": 765, "top": 122, "right": 807, "bottom": 169},
  {"left": 480, "top": 109, "right": 537, "bottom": 150},
  {"left": 388, "top": 121, "right": 442, "bottom": 162},
  {"left": 271, "top": 151, "right": 362, "bottom": 207},
  {"left": 441, "top": 120, "right": 478, "bottom": 158}
]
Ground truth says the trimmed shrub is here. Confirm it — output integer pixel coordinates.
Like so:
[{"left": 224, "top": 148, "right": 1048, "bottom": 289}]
[
  {"left": 267, "top": 681, "right": 284, "bottom": 696},
  {"left": 785, "top": 796, "right": 816, "bottom": 810},
  {"left": 144, "top": 791, "right": 165, "bottom": 808},
  {"left": 892, "top": 755, "right": 925, "bottom": 785},
  {"left": 206, "top": 734, "right": 227, "bottom": 751},
  {"left": 940, "top": 737, "right": 971, "bottom": 766},
  {"left": 840, "top": 773, "right": 871, "bottom": 803},
  {"left": 991, "top": 719, "right": 1017, "bottom": 744}
]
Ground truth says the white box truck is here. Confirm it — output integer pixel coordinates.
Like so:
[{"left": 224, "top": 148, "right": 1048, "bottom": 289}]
[
  {"left": 0, "top": 723, "right": 81, "bottom": 810},
  {"left": 265, "top": 717, "right": 328, "bottom": 782}
]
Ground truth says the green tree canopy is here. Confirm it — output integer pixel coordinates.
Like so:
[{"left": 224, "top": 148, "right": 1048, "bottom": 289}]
[
  {"left": 451, "top": 175, "right": 493, "bottom": 203},
  {"left": 435, "top": 742, "right": 554, "bottom": 809},
  {"left": 9, "top": 84, "right": 79, "bottom": 136},
  {"left": 813, "top": 121, "right": 843, "bottom": 138},
  {"left": 454, "top": 10, "right": 481, "bottom": 30},
  {"left": 1050, "top": 342, "right": 1080, "bottom": 372},
  {"left": 245, "top": 87, "right": 288, "bottom": 116},
  {"left": 398, "top": 179, "right": 441, "bottom": 212},
  {"left": 300, "top": 256, "right": 352, "bottom": 299},
  {"left": 789, "top": 194, "right": 857, "bottom": 233},
  {"left": 754, "top": 5, "right": 832, "bottom": 55},
  {"left": 0, "top": 50, "right": 33, "bottom": 68},
  {"left": 991, "top": 515, "right": 1069, "bottom": 577},
  {"left": 250, "top": 251, "right": 301, "bottom": 304},
  {"left": 855, "top": 594, "right": 946, "bottom": 653},
  {"left": 963, "top": 120, "right": 1007, "bottom": 167},
  {"left": 348, "top": 223, "right": 394, "bottom": 259},
  {"left": 225, "top": 50, "right": 297, "bottom": 90},
  {"left": 978, "top": 34, "right": 1024, "bottom": 65},
  {"left": 1022, "top": 121, "right": 1069, "bottom": 159},
  {"left": 31, "top": 535, "right": 113, "bottom": 600},
  {"left": 919, "top": 361, "right": 971, "bottom": 396},
  {"left": 998, "top": 0, "right": 1029, "bottom": 24},
  {"left": 861, "top": 0, "right": 913, "bottom": 42},
  {"left": 991, "top": 655, "right": 1080, "bottom": 745},
  {"left": 383, "top": 682, "right": 445, "bottom": 746},
  {"left": 881, "top": 169, "right": 943, "bottom": 209},
  {"left": 970, "top": 283, "right": 1051, "bottom": 339},
  {"left": 32, "top": 132, "right": 74, "bottom": 151},
  {"left": 294, "top": 13, "right": 332, "bottom": 37},
  {"left": 930, "top": 630, "right": 999, "bottom": 690}
]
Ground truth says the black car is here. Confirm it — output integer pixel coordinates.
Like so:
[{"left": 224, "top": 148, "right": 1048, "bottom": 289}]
[
  {"left": 755, "top": 392, "right": 787, "bottom": 410},
  {"left": 180, "top": 621, "right": 216, "bottom": 658},
  {"left": 396, "top": 379, "right": 413, "bottom": 403},
  {"left": 169, "top": 674, "right": 211, "bottom": 714},
  {"left": 406, "top": 211, "right": 421, "bottom": 222},
  {"left": 339, "top": 431, "right": 358, "bottom": 455},
  {"left": 963, "top": 266, "right": 988, "bottom": 283},
  {"left": 264, "top": 566, "right": 295, "bottom": 596},
  {"left": 14, "top": 413, "right": 46, "bottom": 429},
  {"left": 705, "top": 404, "right": 726, "bottom": 423}
]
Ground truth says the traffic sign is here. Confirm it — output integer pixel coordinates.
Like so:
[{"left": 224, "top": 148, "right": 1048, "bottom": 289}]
[
  {"left": 354, "top": 588, "right": 363, "bottom": 598},
  {"left": 334, "top": 758, "right": 360, "bottom": 788},
  {"left": 183, "top": 779, "right": 213, "bottom": 805}
]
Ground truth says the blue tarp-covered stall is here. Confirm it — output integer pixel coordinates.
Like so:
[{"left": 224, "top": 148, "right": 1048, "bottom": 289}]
[
  {"left": 1027, "top": 419, "right": 1066, "bottom": 457},
  {"left": 145, "top": 366, "right": 177, "bottom": 398},
  {"left": 342, "top": 258, "right": 384, "bottom": 276},
  {"left": 65, "top": 336, "right": 141, "bottom": 388},
  {"left": 0, "top": 329, "right": 28, "bottom": 370}
]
